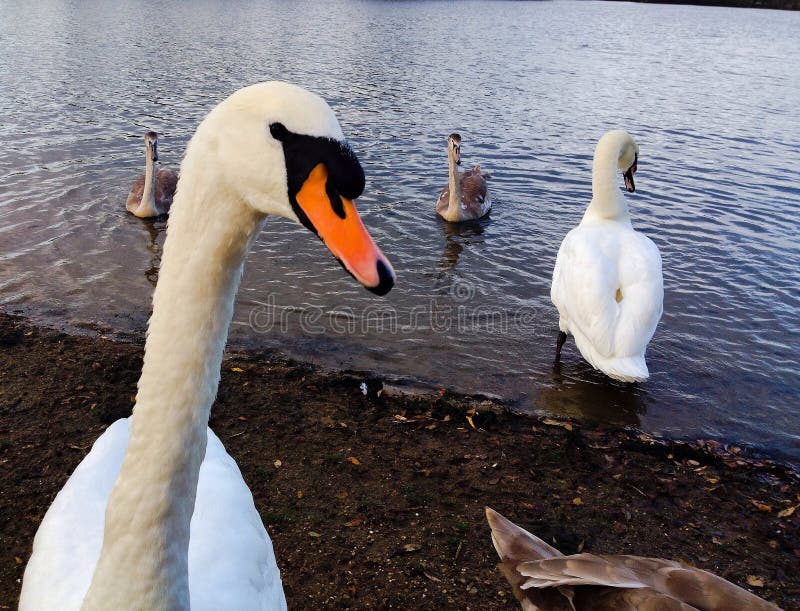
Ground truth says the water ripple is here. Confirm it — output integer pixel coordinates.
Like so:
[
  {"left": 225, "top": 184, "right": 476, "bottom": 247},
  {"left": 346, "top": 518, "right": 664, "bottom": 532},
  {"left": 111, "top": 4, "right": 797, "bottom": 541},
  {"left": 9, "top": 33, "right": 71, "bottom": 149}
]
[{"left": 1, "top": 1, "right": 799, "bottom": 463}]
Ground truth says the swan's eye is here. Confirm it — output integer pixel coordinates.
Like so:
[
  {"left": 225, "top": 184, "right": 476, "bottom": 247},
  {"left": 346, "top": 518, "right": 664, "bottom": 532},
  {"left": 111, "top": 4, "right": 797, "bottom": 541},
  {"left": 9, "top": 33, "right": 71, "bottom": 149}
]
[{"left": 269, "top": 122, "right": 289, "bottom": 141}]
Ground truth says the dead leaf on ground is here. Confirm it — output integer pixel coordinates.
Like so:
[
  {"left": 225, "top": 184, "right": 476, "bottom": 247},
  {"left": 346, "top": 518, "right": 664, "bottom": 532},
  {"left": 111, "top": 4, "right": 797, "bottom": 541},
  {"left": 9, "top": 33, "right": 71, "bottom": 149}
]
[
  {"left": 231, "top": 367, "right": 244, "bottom": 373},
  {"left": 747, "top": 575, "right": 765, "bottom": 588},
  {"left": 750, "top": 500, "right": 772, "bottom": 512},
  {"left": 542, "top": 418, "right": 573, "bottom": 431},
  {"left": 777, "top": 505, "right": 797, "bottom": 518},
  {"left": 345, "top": 517, "right": 363, "bottom": 527},
  {"left": 572, "top": 497, "right": 583, "bottom": 506},
  {"left": 346, "top": 456, "right": 361, "bottom": 465},
  {"left": 400, "top": 543, "right": 421, "bottom": 553},
  {"left": 308, "top": 531, "right": 322, "bottom": 538},
  {"left": 424, "top": 571, "right": 441, "bottom": 583},
  {"left": 466, "top": 409, "right": 478, "bottom": 430},
  {"left": 274, "top": 459, "right": 282, "bottom": 468}
]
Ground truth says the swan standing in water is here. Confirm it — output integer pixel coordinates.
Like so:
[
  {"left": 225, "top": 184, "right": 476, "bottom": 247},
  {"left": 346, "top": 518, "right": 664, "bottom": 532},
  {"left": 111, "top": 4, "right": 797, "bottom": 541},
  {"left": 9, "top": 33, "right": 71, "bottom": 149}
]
[
  {"left": 20, "top": 82, "right": 395, "bottom": 611},
  {"left": 551, "top": 130, "right": 662, "bottom": 383},
  {"left": 436, "top": 133, "right": 491, "bottom": 222},
  {"left": 486, "top": 508, "right": 780, "bottom": 610},
  {"left": 125, "top": 131, "right": 179, "bottom": 218}
]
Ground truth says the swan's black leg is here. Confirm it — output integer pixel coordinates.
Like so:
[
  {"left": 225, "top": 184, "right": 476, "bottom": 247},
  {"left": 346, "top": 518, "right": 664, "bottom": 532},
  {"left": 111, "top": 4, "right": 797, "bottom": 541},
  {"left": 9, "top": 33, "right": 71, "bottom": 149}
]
[{"left": 554, "top": 331, "right": 567, "bottom": 365}]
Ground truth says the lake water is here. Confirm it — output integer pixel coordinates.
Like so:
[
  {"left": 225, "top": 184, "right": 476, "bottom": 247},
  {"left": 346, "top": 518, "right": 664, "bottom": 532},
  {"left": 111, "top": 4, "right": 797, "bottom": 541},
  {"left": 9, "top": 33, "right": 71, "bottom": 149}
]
[{"left": 1, "top": 1, "right": 798, "bottom": 464}]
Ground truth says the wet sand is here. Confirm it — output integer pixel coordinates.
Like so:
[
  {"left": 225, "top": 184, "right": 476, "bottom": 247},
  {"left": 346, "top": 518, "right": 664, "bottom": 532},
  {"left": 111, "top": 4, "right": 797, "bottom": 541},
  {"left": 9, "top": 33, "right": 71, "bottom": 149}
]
[{"left": 0, "top": 312, "right": 797, "bottom": 609}]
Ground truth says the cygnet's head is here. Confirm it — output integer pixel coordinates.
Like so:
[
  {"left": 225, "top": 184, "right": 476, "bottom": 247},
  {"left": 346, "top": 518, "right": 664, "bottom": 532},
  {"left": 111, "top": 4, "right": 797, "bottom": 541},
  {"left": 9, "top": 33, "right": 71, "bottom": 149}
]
[
  {"left": 448, "top": 132, "right": 462, "bottom": 166},
  {"left": 191, "top": 81, "right": 395, "bottom": 295},
  {"left": 144, "top": 131, "right": 159, "bottom": 162}
]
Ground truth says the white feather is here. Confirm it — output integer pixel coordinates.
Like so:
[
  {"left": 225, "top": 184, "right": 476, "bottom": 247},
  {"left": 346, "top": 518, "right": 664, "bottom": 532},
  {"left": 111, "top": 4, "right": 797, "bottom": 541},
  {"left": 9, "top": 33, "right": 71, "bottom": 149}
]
[
  {"left": 20, "top": 420, "right": 285, "bottom": 611},
  {"left": 551, "top": 130, "right": 663, "bottom": 382},
  {"left": 19, "top": 82, "right": 366, "bottom": 611}
]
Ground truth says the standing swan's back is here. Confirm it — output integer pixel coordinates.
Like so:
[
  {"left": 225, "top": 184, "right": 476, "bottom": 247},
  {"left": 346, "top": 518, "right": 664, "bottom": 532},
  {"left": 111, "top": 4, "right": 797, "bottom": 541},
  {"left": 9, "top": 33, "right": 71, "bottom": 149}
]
[
  {"left": 125, "top": 131, "right": 179, "bottom": 218},
  {"left": 551, "top": 130, "right": 662, "bottom": 382},
  {"left": 20, "top": 82, "right": 395, "bottom": 611}
]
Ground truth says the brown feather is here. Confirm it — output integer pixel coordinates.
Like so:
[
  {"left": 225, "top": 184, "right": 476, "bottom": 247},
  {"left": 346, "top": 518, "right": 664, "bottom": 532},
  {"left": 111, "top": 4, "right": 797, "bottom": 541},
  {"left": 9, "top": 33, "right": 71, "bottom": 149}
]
[
  {"left": 436, "top": 149, "right": 492, "bottom": 221},
  {"left": 125, "top": 168, "right": 178, "bottom": 216},
  {"left": 125, "top": 173, "right": 146, "bottom": 214},
  {"left": 155, "top": 168, "right": 179, "bottom": 211},
  {"left": 486, "top": 508, "right": 782, "bottom": 611},
  {"left": 575, "top": 587, "right": 697, "bottom": 610},
  {"left": 435, "top": 168, "right": 491, "bottom": 220}
]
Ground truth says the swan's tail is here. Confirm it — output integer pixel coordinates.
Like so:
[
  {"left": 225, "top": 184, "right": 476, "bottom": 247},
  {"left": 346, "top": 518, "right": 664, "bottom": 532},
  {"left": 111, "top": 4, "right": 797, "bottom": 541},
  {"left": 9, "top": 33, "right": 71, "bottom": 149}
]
[{"left": 598, "top": 354, "right": 649, "bottom": 383}]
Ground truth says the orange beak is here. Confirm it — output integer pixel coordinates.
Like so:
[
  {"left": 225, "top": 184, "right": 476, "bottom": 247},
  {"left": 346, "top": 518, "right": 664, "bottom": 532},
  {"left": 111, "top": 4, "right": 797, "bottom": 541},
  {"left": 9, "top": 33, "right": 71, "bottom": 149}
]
[{"left": 295, "top": 163, "right": 395, "bottom": 295}]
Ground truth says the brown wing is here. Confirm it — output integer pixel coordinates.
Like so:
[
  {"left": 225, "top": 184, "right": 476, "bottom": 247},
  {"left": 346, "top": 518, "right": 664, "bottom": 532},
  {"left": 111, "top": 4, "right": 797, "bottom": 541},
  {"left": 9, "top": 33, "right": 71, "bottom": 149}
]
[
  {"left": 487, "top": 508, "right": 569, "bottom": 610},
  {"left": 436, "top": 184, "right": 451, "bottom": 216},
  {"left": 575, "top": 587, "right": 697, "bottom": 611},
  {"left": 125, "top": 173, "right": 146, "bottom": 213},
  {"left": 518, "top": 554, "right": 782, "bottom": 611},
  {"left": 459, "top": 168, "right": 490, "bottom": 219},
  {"left": 155, "top": 169, "right": 179, "bottom": 212},
  {"left": 486, "top": 508, "right": 562, "bottom": 563},
  {"left": 487, "top": 510, "right": 781, "bottom": 611}
]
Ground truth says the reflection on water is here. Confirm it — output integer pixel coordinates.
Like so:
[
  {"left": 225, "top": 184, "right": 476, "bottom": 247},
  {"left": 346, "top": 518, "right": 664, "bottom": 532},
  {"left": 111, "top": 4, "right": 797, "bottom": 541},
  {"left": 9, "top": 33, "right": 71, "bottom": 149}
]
[
  {"left": 434, "top": 217, "right": 490, "bottom": 284},
  {"left": 534, "top": 363, "right": 646, "bottom": 428},
  {"left": 1, "top": 1, "right": 799, "bottom": 463},
  {"left": 139, "top": 219, "right": 166, "bottom": 287}
]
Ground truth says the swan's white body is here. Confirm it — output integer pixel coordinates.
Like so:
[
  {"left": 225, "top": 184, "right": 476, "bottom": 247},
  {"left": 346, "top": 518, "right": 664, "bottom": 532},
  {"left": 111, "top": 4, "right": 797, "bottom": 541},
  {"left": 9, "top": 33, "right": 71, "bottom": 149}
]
[
  {"left": 20, "top": 420, "right": 285, "bottom": 610},
  {"left": 20, "top": 82, "right": 394, "bottom": 610},
  {"left": 551, "top": 131, "right": 662, "bottom": 382}
]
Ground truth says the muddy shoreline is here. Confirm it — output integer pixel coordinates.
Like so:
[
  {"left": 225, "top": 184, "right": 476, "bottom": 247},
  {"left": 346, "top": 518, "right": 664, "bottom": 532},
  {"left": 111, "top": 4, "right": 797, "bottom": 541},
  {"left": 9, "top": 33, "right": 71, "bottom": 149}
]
[{"left": 1, "top": 312, "right": 798, "bottom": 609}]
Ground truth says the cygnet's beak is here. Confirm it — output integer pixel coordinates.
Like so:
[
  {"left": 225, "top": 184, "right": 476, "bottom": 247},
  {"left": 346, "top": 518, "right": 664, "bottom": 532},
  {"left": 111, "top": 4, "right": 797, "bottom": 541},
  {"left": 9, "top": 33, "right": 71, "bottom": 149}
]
[
  {"left": 623, "top": 153, "right": 637, "bottom": 193},
  {"left": 294, "top": 163, "right": 395, "bottom": 296},
  {"left": 152, "top": 143, "right": 159, "bottom": 163}
]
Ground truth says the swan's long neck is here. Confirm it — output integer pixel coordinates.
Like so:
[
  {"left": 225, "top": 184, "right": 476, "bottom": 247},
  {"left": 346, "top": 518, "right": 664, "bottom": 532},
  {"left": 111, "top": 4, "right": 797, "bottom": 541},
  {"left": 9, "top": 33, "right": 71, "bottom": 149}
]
[
  {"left": 585, "top": 135, "right": 630, "bottom": 223},
  {"left": 444, "top": 149, "right": 463, "bottom": 222},
  {"left": 135, "top": 146, "right": 160, "bottom": 217},
  {"left": 82, "top": 149, "right": 264, "bottom": 610}
]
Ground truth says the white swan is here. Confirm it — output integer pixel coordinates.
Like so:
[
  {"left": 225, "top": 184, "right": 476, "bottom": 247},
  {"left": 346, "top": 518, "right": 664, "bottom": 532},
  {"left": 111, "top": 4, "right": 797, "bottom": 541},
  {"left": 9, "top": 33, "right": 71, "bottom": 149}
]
[
  {"left": 551, "top": 130, "right": 662, "bottom": 383},
  {"left": 125, "top": 131, "right": 179, "bottom": 218},
  {"left": 436, "top": 133, "right": 491, "bottom": 222},
  {"left": 19, "top": 82, "right": 395, "bottom": 611},
  {"left": 486, "top": 508, "right": 781, "bottom": 610}
]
